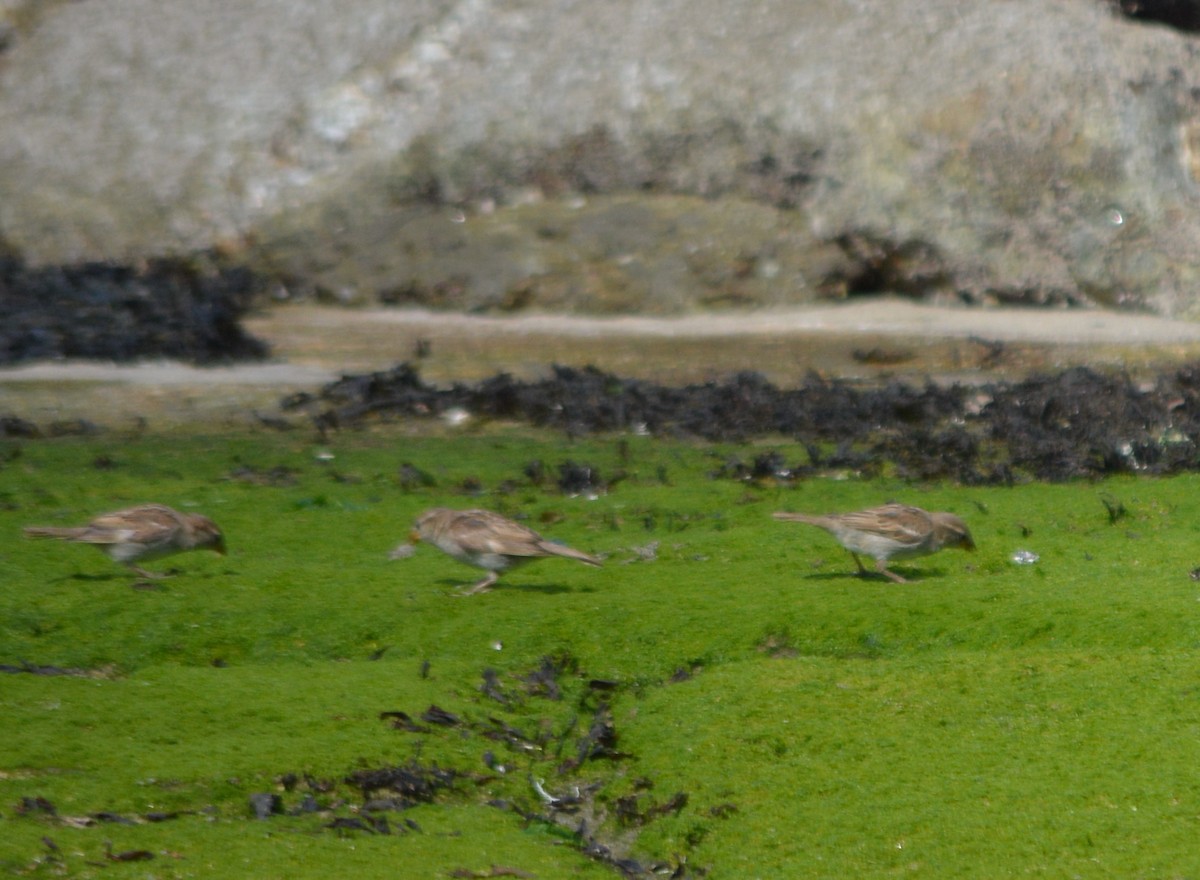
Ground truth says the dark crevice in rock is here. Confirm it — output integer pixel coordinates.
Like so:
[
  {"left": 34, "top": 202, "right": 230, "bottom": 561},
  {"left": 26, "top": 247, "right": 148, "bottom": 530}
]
[
  {"left": 1113, "top": 0, "right": 1200, "bottom": 31},
  {"left": 833, "top": 232, "right": 952, "bottom": 298}
]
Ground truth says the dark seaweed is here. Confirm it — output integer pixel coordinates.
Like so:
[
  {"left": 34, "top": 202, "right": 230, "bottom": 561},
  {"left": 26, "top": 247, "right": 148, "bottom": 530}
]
[
  {"left": 0, "top": 255, "right": 268, "bottom": 365},
  {"left": 290, "top": 362, "right": 1200, "bottom": 482}
]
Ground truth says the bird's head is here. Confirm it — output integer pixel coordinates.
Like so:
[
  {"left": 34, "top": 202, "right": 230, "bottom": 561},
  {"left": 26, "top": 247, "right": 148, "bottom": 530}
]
[
  {"left": 411, "top": 508, "right": 454, "bottom": 544},
  {"left": 932, "top": 513, "right": 974, "bottom": 552},
  {"left": 189, "top": 515, "right": 227, "bottom": 555}
]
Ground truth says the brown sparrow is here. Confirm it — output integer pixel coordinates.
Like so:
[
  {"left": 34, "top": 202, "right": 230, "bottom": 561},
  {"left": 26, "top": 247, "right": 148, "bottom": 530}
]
[
  {"left": 773, "top": 503, "right": 974, "bottom": 583},
  {"left": 410, "top": 507, "right": 601, "bottom": 594},
  {"left": 24, "top": 504, "right": 226, "bottom": 578}
]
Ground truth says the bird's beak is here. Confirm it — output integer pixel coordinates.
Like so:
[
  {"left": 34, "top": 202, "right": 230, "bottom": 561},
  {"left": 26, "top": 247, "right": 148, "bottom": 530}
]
[{"left": 408, "top": 529, "right": 421, "bottom": 544}]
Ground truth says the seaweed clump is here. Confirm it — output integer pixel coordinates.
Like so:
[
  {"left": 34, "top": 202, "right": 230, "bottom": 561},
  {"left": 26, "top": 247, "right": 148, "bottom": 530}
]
[
  {"left": 0, "top": 255, "right": 268, "bottom": 365},
  {"left": 286, "top": 362, "right": 1200, "bottom": 483}
]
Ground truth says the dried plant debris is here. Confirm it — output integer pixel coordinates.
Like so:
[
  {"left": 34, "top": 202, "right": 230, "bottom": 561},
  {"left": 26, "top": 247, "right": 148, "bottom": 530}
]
[
  {"left": 0, "top": 415, "right": 40, "bottom": 438},
  {"left": 449, "top": 867, "right": 535, "bottom": 879},
  {"left": 12, "top": 655, "right": 714, "bottom": 876},
  {"left": 420, "top": 704, "right": 463, "bottom": 727},
  {"left": 104, "top": 843, "right": 155, "bottom": 862},
  {"left": 558, "top": 460, "right": 607, "bottom": 496},
  {"left": 16, "top": 796, "right": 58, "bottom": 817},
  {"left": 481, "top": 667, "right": 513, "bottom": 705},
  {"left": 248, "top": 792, "right": 283, "bottom": 820},
  {"left": 523, "top": 653, "right": 576, "bottom": 701},
  {"left": 318, "top": 657, "right": 712, "bottom": 875},
  {"left": 1100, "top": 493, "right": 1128, "bottom": 524},
  {"left": 379, "top": 710, "right": 430, "bottom": 732},
  {"left": 571, "top": 703, "right": 624, "bottom": 767},
  {"left": 346, "top": 761, "right": 458, "bottom": 804},
  {"left": 2, "top": 416, "right": 104, "bottom": 439},
  {"left": 614, "top": 791, "right": 690, "bottom": 828},
  {"left": 398, "top": 462, "right": 438, "bottom": 491},
  {"left": 326, "top": 815, "right": 391, "bottom": 835},
  {"left": 14, "top": 798, "right": 188, "bottom": 831},
  {"left": 224, "top": 464, "right": 301, "bottom": 486},
  {"left": 0, "top": 661, "right": 117, "bottom": 679},
  {"left": 0, "top": 254, "right": 268, "bottom": 365},
  {"left": 286, "top": 361, "right": 1200, "bottom": 482}
]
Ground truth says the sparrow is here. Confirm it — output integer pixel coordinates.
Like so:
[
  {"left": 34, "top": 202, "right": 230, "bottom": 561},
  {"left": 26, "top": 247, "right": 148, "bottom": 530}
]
[
  {"left": 772, "top": 503, "right": 974, "bottom": 583},
  {"left": 410, "top": 507, "right": 601, "bottom": 594},
  {"left": 23, "top": 504, "right": 226, "bottom": 578}
]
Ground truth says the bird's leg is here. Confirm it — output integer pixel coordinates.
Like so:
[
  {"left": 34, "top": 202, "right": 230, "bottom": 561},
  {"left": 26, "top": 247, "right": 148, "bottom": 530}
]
[
  {"left": 128, "top": 564, "right": 171, "bottom": 579},
  {"left": 849, "top": 552, "right": 870, "bottom": 577},
  {"left": 461, "top": 571, "right": 499, "bottom": 595},
  {"left": 875, "top": 561, "right": 908, "bottom": 583}
]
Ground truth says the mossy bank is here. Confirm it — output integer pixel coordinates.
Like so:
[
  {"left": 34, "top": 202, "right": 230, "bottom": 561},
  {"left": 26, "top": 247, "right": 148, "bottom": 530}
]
[{"left": 3, "top": 429, "right": 1200, "bottom": 877}]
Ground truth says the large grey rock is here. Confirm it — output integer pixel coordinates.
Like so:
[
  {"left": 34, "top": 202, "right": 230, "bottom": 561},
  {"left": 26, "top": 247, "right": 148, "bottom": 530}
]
[
  {"left": 254, "top": 192, "right": 854, "bottom": 312},
  {"left": 1, "top": 0, "right": 1199, "bottom": 314}
]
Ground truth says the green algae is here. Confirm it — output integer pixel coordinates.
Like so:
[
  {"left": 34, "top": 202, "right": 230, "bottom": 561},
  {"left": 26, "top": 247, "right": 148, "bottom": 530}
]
[{"left": 3, "top": 430, "right": 1200, "bottom": 877}]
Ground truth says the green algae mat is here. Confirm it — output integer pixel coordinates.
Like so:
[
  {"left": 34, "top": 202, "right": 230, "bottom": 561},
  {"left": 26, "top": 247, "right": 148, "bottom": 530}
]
[{"left": 4, "top": 429, "right": 1200, "bottom": 878}]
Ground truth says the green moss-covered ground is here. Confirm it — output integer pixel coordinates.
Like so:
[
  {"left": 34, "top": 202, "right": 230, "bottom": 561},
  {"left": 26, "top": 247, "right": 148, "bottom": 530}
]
[{"left": 3, "top": 428, "right": 1200, "bottom": 877}]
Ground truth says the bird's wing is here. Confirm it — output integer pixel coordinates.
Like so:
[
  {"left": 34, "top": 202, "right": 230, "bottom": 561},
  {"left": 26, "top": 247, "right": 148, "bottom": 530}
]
[
  {"left": 455, "top": 511, "right": 548, "bottom": 557},
  {"left": 83, "top": 505, "right": 182, "bottom": 545},
  {"left": 838, "top": 504, "right": 933, "bottom": 546}
]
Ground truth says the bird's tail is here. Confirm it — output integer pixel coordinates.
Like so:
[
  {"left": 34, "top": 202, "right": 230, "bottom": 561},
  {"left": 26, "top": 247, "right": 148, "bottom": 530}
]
[
  {"left": 772, "top": 512, "right": 826, "bottom": 526},
  {"left": 23, "top": 526, "right": 88, "bottom": 541},
  {"left": 538, "top": 542, "right": 603, "bottom": 567}
]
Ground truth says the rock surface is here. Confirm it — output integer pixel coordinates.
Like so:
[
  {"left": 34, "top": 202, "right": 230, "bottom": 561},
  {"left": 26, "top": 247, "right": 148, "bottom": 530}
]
[{"left": 1, "top": 0, "right": 1199, "bottom": 314}]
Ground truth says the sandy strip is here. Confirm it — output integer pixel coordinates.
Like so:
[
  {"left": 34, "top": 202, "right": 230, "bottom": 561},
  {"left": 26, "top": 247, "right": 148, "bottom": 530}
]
[{"left": 283, "top": 301, "right": 1200, "bottom": 344}]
